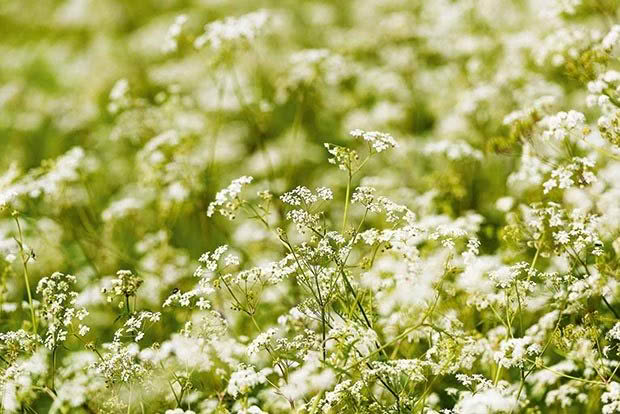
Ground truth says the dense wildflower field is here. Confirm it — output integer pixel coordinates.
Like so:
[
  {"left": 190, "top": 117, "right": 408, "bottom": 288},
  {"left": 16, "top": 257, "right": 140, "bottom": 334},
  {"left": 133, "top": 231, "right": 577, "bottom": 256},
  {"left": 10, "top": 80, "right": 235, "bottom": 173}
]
[{"left": 1, "top": 0, "right": 620, "bottom": 413}]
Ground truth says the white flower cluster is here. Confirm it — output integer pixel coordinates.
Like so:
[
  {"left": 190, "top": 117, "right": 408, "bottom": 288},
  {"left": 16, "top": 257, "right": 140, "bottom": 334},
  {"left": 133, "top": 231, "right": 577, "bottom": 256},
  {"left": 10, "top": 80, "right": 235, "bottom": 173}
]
[
  {"left": 247, "top": 327, "right": 278, "bottom": 357},
  {"left": 194, "top": 245, "right": 229, "bottom": 277},
  {"left": 165, "top": 409, "right": 196, "bottom": 414},
  {"left": 542, "top": 156, "right": 597, "bottom": 194},
  {"left": 503, "top": 95, "right": 556, "bottom": 127},
  {"left": 315, "top": 380, "right": 364, "bottom": 411},
  {"left": 328, "top": 321, "right": 378, "bottom": 359},
  {"left": 533, "top": 26, "right": 596, "bottom": 67},
  {"left": 226, "top": 364, "right": 272, "bottom": 397},
  {"left": 101, "top": 196, "right": 145, "bottom": 222},
  {"left": 603, "top": 382, "right": 620, "bottom": 414},
  {"left": 526, "top": 202, "right": 604, "bottom": 256},
  {"left": 280, "top": 186, "right": 333, "bottom": 206},
  {"left": 349, "top": 129, "right": 398, "bottom": 153},
  {"left": 601, "top": 24, "right": 620, "bottom": 51},
  {"left": 0, "top": 330, "right": 39, "bottom": 363},
  {"left": 539, "top": 110, "right": 586, "bottom": 141},
  {"left": 494, "top": 336, "right": 540, "bottom": 368},
  {"left": 452, "top": 387, "right": 518, "bottom": 414},
  {"left": 36, "top": 272, "right": 89, "bottom": 349},
  {"left": 541, "top": 0, "right": 582, "bottom": 18},
  {"left": 194, "top": 10, "right": 270, "bottom": 50},
  {"left": 114, "top": 311, "right": 160, "bottom": 342},
  {"left": 107, "top": 78, "right": 130, "bottom": 114},
  {"left": 488, "top": 262, "right": 532, "bottom": 289},
  {"left": 162, "top": 15, "right": 188, "bottom": 53},
  {"left": 102, "top": 269, "right": 143, "bottom": 306},
  {"left": 324, "top": 143, "right": 358, "bottom": 171},
  {"left": 207, "top": 176, "right": 253, "bottom": 219},
  {"left": 286, "top": 49, "right": 350, "bottom": 88},
  {"left": 3, "top": 0, "right": 620, "bottom": 412},
  {"left": 90, "top": 342, "right": 147, "bottom": 386},
  {"left": 351, "top": 186, "right": 376, "bottom": 206},
  {"left": 587, "top": 71, "right": 620, "bottom": 109},
  {"left": 607, "top": 323, "right": 620, "bottom": 342},
  {"left": 424, "top": 139, "right": 483, "bottom": 160},
  {"left": 0, "top": 147, "right": 88, "bottom": 208}
]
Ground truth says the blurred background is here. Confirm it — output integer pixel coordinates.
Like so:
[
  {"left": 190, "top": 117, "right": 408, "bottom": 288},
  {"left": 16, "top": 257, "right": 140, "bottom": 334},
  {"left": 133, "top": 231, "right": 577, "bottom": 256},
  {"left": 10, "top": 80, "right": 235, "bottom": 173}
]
[{"left": 0, "top": 0, "right": 617, "bottom": 360}]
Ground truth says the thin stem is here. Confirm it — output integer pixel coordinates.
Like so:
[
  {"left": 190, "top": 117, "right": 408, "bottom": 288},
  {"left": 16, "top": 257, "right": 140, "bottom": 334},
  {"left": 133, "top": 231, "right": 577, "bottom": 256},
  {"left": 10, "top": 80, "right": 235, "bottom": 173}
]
[
  {"left": 321, "top": 305, "right": 327, "bottom": 362},
  {"left": 568, "top": 246, "right": 619, "bottom": 318},
  {"left": 524, "top": 358, "right": 605, "bottom": 385},
  {"left": 494, "top": 365, "right": 502, "bottom": 386},
  {"left": 13, "top": 214, "right": 37, "bottom": 333},
  {"left": 51, "top": 346, "right": 57, "bottom": 393},
  {"left": 602, "top": 296, "right": 619, "bottom": 319},
  {"left": 342, "top": 170, "right": 352, "bottom": 232},
  {"left": 250, "top": 315, "right": 261, "bottom": 332},
  {"left": 339, "top": 267, "right": 372, "bottom": 329},
  {"left": 125, "top": 295, "right": 131, "bottom": 316},
  {"left": 160, "top": 361, "right": 181, "bottom": 406}
]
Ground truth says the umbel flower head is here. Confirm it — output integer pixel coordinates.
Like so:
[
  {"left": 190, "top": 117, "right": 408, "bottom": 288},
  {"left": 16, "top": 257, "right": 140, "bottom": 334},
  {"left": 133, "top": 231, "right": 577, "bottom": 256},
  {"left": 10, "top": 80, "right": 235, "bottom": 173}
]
[
  {"left": 36, "top": 272, "right": 89, "bottom": 349},
  {"left": 349, "top": 129, "right": 398, "bottom": 153},
  {"left": 102, "top": 270, "right": 143, "bottom": 307},
  {"left": 207, "top": 175, "right": 253, "bottom": 219},
  {"left": 2, "top": 1, "right": 620, "bottom": 413}
]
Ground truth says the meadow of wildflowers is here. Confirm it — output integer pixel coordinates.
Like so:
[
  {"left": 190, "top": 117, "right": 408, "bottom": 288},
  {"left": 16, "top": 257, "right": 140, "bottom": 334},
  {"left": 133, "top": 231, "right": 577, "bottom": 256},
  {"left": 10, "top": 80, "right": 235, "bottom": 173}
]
[{"left": 0, "top": 0, "right": 619, "bottom": 413}]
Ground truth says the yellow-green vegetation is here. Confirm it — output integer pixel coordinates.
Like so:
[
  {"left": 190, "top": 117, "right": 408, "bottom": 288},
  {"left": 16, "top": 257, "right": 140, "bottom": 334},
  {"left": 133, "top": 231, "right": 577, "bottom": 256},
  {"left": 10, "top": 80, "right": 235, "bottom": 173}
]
[{"left": 1, "top": 0, "right": 620, "bottom": 413}]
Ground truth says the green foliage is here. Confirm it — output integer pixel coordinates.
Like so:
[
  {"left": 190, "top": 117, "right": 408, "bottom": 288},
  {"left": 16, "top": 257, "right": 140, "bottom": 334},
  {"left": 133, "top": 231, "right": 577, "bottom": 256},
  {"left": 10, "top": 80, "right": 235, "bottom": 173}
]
[{"left": 0, "top": 0, "right": 619, "bottom": 413}]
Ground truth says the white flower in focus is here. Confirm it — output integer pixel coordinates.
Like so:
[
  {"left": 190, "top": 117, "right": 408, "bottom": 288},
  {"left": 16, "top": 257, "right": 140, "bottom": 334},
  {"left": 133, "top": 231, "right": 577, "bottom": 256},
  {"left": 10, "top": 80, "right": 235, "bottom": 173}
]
[
  {"left": 207, "top": 176, "right": 253, "bottom": 219},
  {"left": 539, "top": 110, "right": 586, "bottom": 141},
  {"left": 349, "top": 129, "right": 398, "bottom": 153}
]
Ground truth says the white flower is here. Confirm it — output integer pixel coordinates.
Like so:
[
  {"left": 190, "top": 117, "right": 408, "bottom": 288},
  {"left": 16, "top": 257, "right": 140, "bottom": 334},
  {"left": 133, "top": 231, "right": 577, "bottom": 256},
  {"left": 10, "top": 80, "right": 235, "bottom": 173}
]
[
  {"left": 207, "top": 176, "right": 253, "bottom": 219},
  {"left": 247, "top": 328, "right": 277, "bottom": 357},
  {"left": 165, "top": 409, "right": 196, "bottom": 414},
  {"left": 101, "top": 197, "right": 144, "bottom": 221},
  {"left": 226, "top": 364, "right": 272, "bottom": 397},
  {"left": 603, "top": 382, "right": 620, "bottom": 414},
  {"left": 109, "top": 79, "right": 129, "bottom": 101},
  {"left": 349, "top": 129, "right": 398, "bottom": 153},
  {"left": 453, "top": 388, "right": 518, "bottom": 413},
  {"left": 539, "top": 110, "right": 586, "bottom": 141},
  {"left": 494, "top": 336, "right": 539, "bottom": 368},
  {"left": 495, "top": 197, "right": 514, "bottom": 212},
  {"left": 194, "top": 10, "right": 270, "bottom": 50},
  {"left": 424, "top": 139, "right": 483, "bottom": 160},
  {"left": 78, "top": 324, "right": 90, "bottom": 336},
  {"left": 162, "top": 15, "right": 188, "bottom": 53},
  {"left": 607, "top": 323, "right": 620, "bottom": 342},
  {"left": 601, "top": 25, "right": 620, "bottom": 51}
]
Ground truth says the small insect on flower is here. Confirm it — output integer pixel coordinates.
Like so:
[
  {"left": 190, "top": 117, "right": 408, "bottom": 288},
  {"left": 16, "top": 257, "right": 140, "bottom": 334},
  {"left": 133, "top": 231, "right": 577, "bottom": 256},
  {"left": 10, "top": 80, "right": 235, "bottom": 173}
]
[{"left": 102, "top": 270, "right": 144, "bottom": 308}]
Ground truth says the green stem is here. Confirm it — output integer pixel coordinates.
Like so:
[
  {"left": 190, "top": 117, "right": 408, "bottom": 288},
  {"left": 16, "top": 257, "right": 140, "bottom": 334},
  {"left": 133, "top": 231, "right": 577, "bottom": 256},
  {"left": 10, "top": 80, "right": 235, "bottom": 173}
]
[
  {"left": 250, "top": 315, "right": 261, "bottom": 332},
  {"left": 342, "top": 171, "right": 352, "bottom": 232},
  {"left": 51, "top": 346, "right": 57, "bottom": 392},
  {"left": 13, "top": 214, "right": 37, "bottom": 333},
  {"left": 125, "top": 295, "right": 131, "bottom": 316},
  {"left": 493, "top": 365, "right": 502, "bottom": 385}
]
